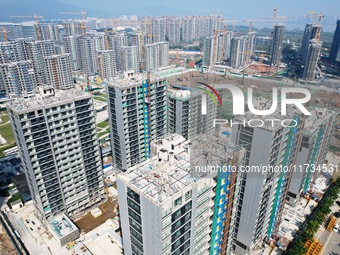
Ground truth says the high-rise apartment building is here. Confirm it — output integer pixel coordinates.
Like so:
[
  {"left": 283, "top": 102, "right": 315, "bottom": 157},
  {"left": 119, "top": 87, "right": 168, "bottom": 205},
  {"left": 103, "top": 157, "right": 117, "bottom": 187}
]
[
  {"left": 79, "top": 36, "right": 98, "bottom": 76},
  {"left": 229, "top": 36, "right": 247, "bottom": 69},
  {"left": 287, "top": 108, "right": 338, "bottom": 204},
  {"left": 329, "top": 20, "right": 340, "bottom": 63},
  {"left": 63, "top": 35, "right": 82, "bottom": 71},
  {"left": 302, "top": 39, "right": 322, "bottom": 82},
  {"left": 15, "top": 38, "right": 35, "bottom": 61},
  {"left": 63, "top": 22, "right": 83, "bottom": 36},
  {"left": 144, "top": 41, "right": 169, "bottom": 71},
  {"left": 0, "top": 23, "right": 24, "bottom": 42},
  {"left": 98, "top": 50, "right": 117, "bottom": 80},
  {"left": 179, "top": 16, "right": 224, "bottom": 43},
  {"left": 167, "top": 86, "right": 222, "bottom": 140},
  {"left": 107, "top": 73, "right": 167, "bottom": 171},
  {"left": 120, "top": 46, "right": 140, "bottom": 74},
  {"left": 21, "top": 22, "right": 38, "bottom": 39},
  {"left": 7, "top": 86, "right": 104, "bottom": 219},
  {"left": 270, "top": 25, "right": 285, "bottom": 66},
  {"left": 93, "top": 33, "right": 106, "bottom": 52},
  {"left": 152, "top": 18, "right": 168, "bottom": 43},
  {"left": 25, "top": 40, "right": 56, "bottom": 84},
  {"left": 0, "top": 41, "right": 21, "bottom": 64},
  {"left": 44, "top": 54, "right": 74, "bottom": 90},
  {"left": 301, "top": 24, "right": 321, "bottom": 62},
  {"left": 109, "top": 33, "right": 128, "bottom": 70},
  {"left": 117, "top": 133, "right": 245, "bottom": 255},
  {"left": 167, "top": 17, "right": 181, "bottom": 44},
  {"left": 202, "top": 32, "right": 233, "bottom": 67},
  {"left": 0, "top": 61, "right": 37, "bottom": 97},
  {"left": 246, "top": 32, "right": 256, "bottom": 61},
  {"left": 230, "top": 106, "right": 304, "bottom": 255}
]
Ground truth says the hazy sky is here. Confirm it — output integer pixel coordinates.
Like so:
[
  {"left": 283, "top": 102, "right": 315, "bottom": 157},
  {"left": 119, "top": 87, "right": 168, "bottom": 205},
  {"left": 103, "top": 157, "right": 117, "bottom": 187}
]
[{"left": 56, "top": 0, "right": 339, "bottom": 17}]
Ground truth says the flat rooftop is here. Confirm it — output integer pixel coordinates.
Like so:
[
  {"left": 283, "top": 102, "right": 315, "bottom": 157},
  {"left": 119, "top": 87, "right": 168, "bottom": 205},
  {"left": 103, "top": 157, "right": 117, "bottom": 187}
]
[
  {"left": 7, "top": 87, "right": 91, "bottom": 113},
  {"left": 232, "top": 97, "right": 306, "bottom": 131},
  {"left": 304, "top": 107, "right": 338, "bottom": 135},
  {"left": 49, "top": 214, "right": 78, "bottom": 238},
  {"left": 106, "top": 72, "right": 166, "bottom": 89},
  {"left": 167, "top": 89, "right": 191, "bottom": 100},
  {"left": 119, "top": 149, "right": 192, "bottom": 203},
  {"left": 118, "top": 133, "right": 243, "bottom": 204}
]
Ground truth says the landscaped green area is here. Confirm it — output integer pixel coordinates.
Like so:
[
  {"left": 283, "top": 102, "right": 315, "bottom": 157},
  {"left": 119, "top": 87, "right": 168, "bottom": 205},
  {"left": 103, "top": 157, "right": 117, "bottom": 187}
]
[
  {"left": 283, "top": 178, "right": 340, "bottom": 255},
  {"left": 0, "top": 122, "right": 15, "bottom": 144},
  {"left": 0, "top": 114, "right": 9, "bottom": 124},
  {"left": 0, "top": 113, "right": 16, "bottom": 157},
  {"left": 97, "top": 120, "right": 110, "bottom": 129},
  {"left": 98, "top": 129, "right": 110, "bottom": 138},
  {"left": 94, "top": 96, "right": 107, "bottom": 102},
  {"left": 93, "top": 91, "right": 107, "bottom": 97}
]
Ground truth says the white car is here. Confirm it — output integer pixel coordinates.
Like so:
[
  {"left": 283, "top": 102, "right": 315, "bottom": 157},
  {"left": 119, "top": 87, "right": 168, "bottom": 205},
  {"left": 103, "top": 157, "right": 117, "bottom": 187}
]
[{"left": 334, "top": 224, "right": 339, "bottom": 233}]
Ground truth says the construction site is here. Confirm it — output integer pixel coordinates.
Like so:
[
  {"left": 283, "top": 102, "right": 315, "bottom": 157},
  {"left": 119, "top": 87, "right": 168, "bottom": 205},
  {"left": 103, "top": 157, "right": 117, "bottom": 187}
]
[{"left": 167, "top": 69, "right": 340, "bottom": 151}]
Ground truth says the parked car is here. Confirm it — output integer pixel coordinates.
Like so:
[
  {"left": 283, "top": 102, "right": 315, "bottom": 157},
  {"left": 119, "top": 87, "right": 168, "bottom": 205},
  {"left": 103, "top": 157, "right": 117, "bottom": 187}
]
[{"left": 31, "top": 221, "right": 35, "bottom": 225}]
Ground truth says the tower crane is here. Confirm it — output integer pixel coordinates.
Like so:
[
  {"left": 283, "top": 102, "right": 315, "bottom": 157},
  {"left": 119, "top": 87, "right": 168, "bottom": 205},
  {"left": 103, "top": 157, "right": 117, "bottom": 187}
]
[
  {"left": 273, "top": 7, "right": 278, "bottom": 28},
  {"left": 315, "top": 13, "right": 325, "bottom": 41},
  {"left": 59, "top": 10, "right": 88, "bottom": 36},
  {"left": 242, "top": 17, "right": 287, "bottom": 65},
  {"left": 224, "top": 20, "right": 239, "bottom": 34},
  {"left": 1, "top": 27, "right": 11, "bottom": 42},
  {"left": 9, "top": 13, "right": 44, "bottom": 40},
  {"left": 307, "top": 12, "right": 319, "bottom": 26},
  {"left": 213, "top": 24, "right": 228, "bottom": 64}
]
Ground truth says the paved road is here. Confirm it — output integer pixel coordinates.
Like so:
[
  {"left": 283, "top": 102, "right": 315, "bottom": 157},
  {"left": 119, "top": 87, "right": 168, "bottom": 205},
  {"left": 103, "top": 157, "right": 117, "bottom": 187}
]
[{"left": 323, "top": 230, "right": 340, "bottom": 255}]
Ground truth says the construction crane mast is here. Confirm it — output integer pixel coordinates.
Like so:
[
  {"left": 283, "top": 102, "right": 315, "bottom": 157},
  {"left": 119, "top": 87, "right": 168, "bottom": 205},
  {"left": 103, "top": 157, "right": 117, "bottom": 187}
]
[
  {"left": 60, "top": 10, "right": 88, "bottom": 36},
  {"left": 307, "top": 12, "right": 319, "bottom": 26},
  {"left": 9, "top": 13, "right": 44, "bottom": 40},
  {"left": 1, "top": 27, "right": 11, "bottom": 42},
  {"left": 273, "top": 7, "right": 278, "bottom": 28},
  {"left": 224, "top": 20, "right": 239, "bottom": 35},
  {"left": 213, "top": 25, "right": 227, "bottom": 64},
  {"left": 316, "top": 13, "right": 325, "bottom": 41}
]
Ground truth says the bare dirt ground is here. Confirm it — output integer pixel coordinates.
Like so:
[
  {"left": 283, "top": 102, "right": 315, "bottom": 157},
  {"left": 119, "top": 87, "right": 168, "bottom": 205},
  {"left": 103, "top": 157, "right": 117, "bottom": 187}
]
[
  {"left": 74, "top": 197, "right": 118, "bottom": 234},
  {"left": 0, "top": 224, "right": 17, "bottom": 255}
]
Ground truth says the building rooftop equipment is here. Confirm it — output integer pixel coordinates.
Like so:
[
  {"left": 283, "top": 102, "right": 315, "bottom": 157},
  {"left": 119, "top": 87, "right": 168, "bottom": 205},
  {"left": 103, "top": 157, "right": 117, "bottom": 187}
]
[
  {"left": 118, "top": 133, "right": 244, "bottom": 204},
  {"left": 6, "top": 86, "right": 91, "bottom": 113}
]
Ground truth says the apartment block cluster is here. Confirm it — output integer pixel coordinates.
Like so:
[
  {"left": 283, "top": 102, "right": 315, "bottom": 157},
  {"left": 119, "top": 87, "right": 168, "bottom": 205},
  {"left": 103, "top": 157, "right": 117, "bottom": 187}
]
[
  {"left": 109, "top": 78, "right": 337, "bottom": 255},
  {"left": 0, "top": 19, "right": 172, "bottom": 98},
  {"left": 0, "top": 38, "right": 74, "bottom": 97},
  {"left": 202, "top": 23, "right": 286, "bottom": 69},
  {"left": 1, "top": 14, "right": 339, "bottom": 255}
]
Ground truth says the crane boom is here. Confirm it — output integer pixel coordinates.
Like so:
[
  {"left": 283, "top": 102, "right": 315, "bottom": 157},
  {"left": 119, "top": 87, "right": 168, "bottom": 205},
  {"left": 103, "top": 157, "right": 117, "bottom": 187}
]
[
  {"left": 59, "top": 10, "right": 88, "bottom": 36},
  {"left": 9, "top": 13, "right": 44, "bottom": 40}
]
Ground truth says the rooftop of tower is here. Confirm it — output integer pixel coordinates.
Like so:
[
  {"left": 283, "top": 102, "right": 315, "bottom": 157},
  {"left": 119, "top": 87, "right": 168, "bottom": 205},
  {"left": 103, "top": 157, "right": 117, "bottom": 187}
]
[
  {"left": 117, "top": 133, "right": 244, "bottom": 205},
  {"left": 233, "top": 98, "right": 306, "bottom": 132},
  {"left": 7, "top": 86, "right": 91, "bottom": 113},
  {"left": 303, "top": 107, "right": 338, "bottom": 135},
  {"left": 106, "top": 71, "right": 167, "bottom": 89}
]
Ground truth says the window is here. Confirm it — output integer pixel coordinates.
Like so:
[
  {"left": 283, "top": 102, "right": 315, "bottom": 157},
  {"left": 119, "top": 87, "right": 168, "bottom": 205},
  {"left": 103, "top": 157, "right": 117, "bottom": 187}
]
[
  {"left": 185, "top": 191, "right": 192, "bottom": 200},
  {"left": 174, "top": 197, "right": 182, "bottom": 207}
]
